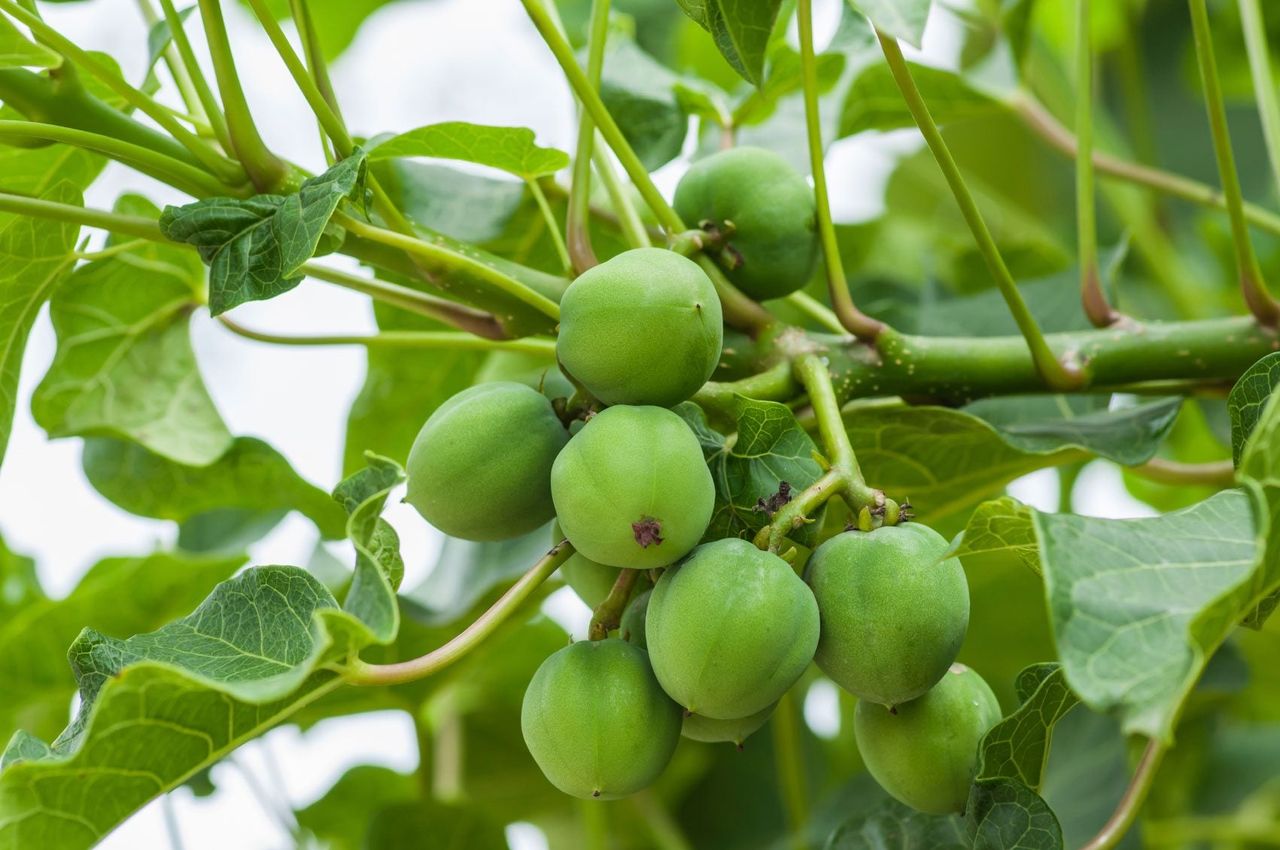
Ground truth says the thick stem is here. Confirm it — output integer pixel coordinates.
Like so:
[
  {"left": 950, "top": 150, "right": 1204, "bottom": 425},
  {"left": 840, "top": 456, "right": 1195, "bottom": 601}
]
[
  {"left": 567, "top": 0, "right": 611, "bottom": 273},
  {"left": 631, "top": 791, "right": 694, "bottom": 850},
  {"left": 347, "top": 542, "right": 573, "bottom": 686},
  {"left": 1079, "top": 738, "right": 1165, "bottom": 850},
  {"left": 878, "top": 32, "right": 1083, "bottom": 389},
  {"left": 1188, "top": 0, "right": 1280, "bottom": 326},
  {"left": 798, "top": 0, "right": 884, "bottom": 342},
  {"left": 587, "top": 569, "right": 640, "bottom": 641},
  {"left": 694, "top": 360, "right": 797, "bottom": 416},
  {"left": 217, "top": 316, "right": 555, "bottom": 354},
  {"left": 157, "top": 0, "right": 233, "bottom": 152},
  {"left": 1075, "top": 0, "right": 1118, "bottom": 327},
  {"left": 1238, "top": 0, "right": 1280, "bottom": 200}
]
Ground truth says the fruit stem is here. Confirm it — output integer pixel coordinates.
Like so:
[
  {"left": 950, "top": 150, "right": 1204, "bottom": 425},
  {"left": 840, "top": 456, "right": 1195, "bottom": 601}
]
[
  {"left": 1188, "top": 0, "right": 1280, "bottom": 327},
  {"left": 694, "top": 360, "right": 797, "bottom": 418},
  {"left": 345, "top": 542, "right": 574, "bottom": 686},
  {"left": 588, "top": 568, "right": 640, "bottom": 641},
  {"left": 1075, "top": 0, "right": 1120, "bottom": 328},
  {"left": 526, "top": 176, "right": 574, "bottom": 274},
  {"left": 1079, "top": 737, "right": 1166, "bottom": 850},
  {"left": 794, "top": 354, "right": 879, "bottom": 510},
  {"left": 566, "top": 0, "right": 611, "bottom": 273},
  {"left": 771, "top": 690, "right": 810, "bottom": 847},
  {"left": 797, "top": 0, "right": 886, "bottom": 343}
]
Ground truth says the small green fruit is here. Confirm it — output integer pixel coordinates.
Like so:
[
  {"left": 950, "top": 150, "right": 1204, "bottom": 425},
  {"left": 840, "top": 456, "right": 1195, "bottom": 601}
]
[
  {"left": 552, "top": 520, "right": 621, "bottom": 609},
  {"left": 405, "top": 382, "right": 568, "bottom": 541},
  {"left": 673, "top": 147, "right": 818, "bottom": 301},
  {"left": 620, "top": 589, "right": 651, "bottom": 648},
  {"left": 556, "top": 248, "right": 723, "bottom": 407},
  {"left": 806, "top": 523, "right": 969, "bottom": 706},
  {"left": 646, "top": 538, "right": 819, "bottom": 718},
  {"left": 854, "top": 664, "right": 1001, "bottom": 815},
  {"left": 521, "top": 639, "right": 681, "bottom": 800},
  {"left": 551, "top": 405, "right": 714, "bottom": 568},
  {"left": 681, "top": 702, "right": 775, "bottom": 747}
]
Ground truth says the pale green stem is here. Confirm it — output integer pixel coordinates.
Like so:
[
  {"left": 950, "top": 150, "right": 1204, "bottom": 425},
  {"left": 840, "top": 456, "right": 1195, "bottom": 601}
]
[
  {"left": 1238, "top": 0, "right": 1280, "bottom": 200},
  {"left": 1076, "top": 0, "right": 1116, "bottom": 327},
  {"left": 1128, "top": 457, "right": 1235, "bottom": 487},
  {"left": 526, "top": 177, "right": 573, "bottom": 274},
  {"left": 157, "top": 0, "right": 233, "bottom": 152},
  {"left": 1079, "top": 738, "right": 1166, "bottom": 850},
  {"left": 772, "top": 691, "right": 809, "bottom": 849},
  {"left": 631, "top": 791, "right": 695, "bottom": 850},
  {"left": 217, "top": 316, "right": 555, "bottom": 353},
  {"left": 786, "top": 291, "right": 847, "bottom": 334},
  {"left": 135, "top": 0, "right": 206, "bottom": 126},
  {"left": 567, "top": 0, "right": 611, "bottom": 272},
  {"left": 593, "top": 141, "right": 650, "bottom": 248}
]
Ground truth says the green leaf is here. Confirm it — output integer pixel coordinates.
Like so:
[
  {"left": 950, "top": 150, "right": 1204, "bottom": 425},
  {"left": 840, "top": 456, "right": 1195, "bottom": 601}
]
[
  {"left": 976, "top": 664, "right": 1080, "bottom": 790},
  {"left": 947, "top": 497, "right": 1039, "bottom": 574},
  {"left": 30, "top": 195, "right": 232, "bottom": 465},
  {"left": 295, "top": 765, "right": 418, "bottom": 850},
  {"left": 0, "top": 534, "right": 42, "bottom": 618},
  {"left": 706, "top": 0, "right": 785, "bottom": 87},
  {"left": 839, "top": 60, "right": 1002, "bottom": 138},
  {"left": 81, "top": 436, "right": 347, "bottom": 540},
  {"left": 0, "top": 15, "right": 61, "bottom": 68},
  {"left": 144, "top": 5, "right": 194, "bottom": 72},
  {"left": 1228, "top": 351, "right": 1280, "bottom": 466},
  {"left": 1237, "top": 388, "right": 1280, "bottom": 628},
  {"left": 160, "top": 151, "right": 366, "bottom": 315},
  {"left": 600, "top": 35, "right": 690, "bottom": 171},
  {"left": 733, "top": 43, "right": 846, "bottom": 126},
  {"left": 965, "top": 778, "right": 1063, "bottom": 850},
  {"left": 237, "top": 0, "right": 392, "bottom": 60},
  {"left": 846, "top": 0, "right": 932, "bottom": 48},
  {"left": 0, "top": 181, "right": 81, "bottom": 471},
  {"left": 826, "top": 797, "right": 968, "bottom": 849},
  {"left": 675, "top": 398, "right": 826, "bottom": 546},
  {"left": 333, "top": 453, "right": 405, "bottom": 643},
  {"left": 0, "top": 550, "right": 243, "bottom": 749},
  {"left": 368, "top": 122, "right": 568, "bottom": 179},
  {"left": 369, "top": 159, "right": 527, "bottom": 245},
  {"left": 366, "top": 801, "right": 509, "bottom": 850}
]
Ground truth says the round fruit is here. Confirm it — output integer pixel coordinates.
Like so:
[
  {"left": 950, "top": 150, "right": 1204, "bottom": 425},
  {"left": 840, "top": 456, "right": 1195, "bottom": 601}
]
[
  {"left": 551, "top": 405, "right": 714, "bottom": 568},
  {"left": 521, "top": 639, "right": 681, "bottom": 800},
  {"left": 474, "top": 350, "right": 574, "bottom": 400},
  {"left": 673, "top": 147, "right": 818, "bottom": 301},
  {"left": 681, "top": 702, "right": 775, "bottom": 747},
  {"left": 646, "top": 538, "right": 819, "bottom": 718},
  {"left": 854, "top": 664, "right": 1001, "bottom": 815},
  {"left": 556, "top": 247, "right": 723, "bottom": 407},
  {"left": 552, "top": 521, "right": 621, "bottom": 609},
  {"left": 620, "top": 589, "right": 651, "bottom": 648},
  {"left": 405, "top": 382, "right": 568, "bottom": 541},
  {"left": 806, "top": 523, "right": 969, "bottom": 706}
]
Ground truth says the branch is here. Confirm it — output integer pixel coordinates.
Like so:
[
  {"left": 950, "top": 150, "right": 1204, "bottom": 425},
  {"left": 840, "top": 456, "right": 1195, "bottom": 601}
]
[
  {"left": 1079, "top": 738, "right": 1165, "bottom": 850},
  {"left": 156, "top": 0, "right": 232, "bottom": 151},
  {"left": 587, "top": 568, "right": 640, "bottom": 640},
  {"left": 346, "top": 541, "right": 573, "bottom": 686},
  {"left": 794, "top": 352, "right": 879, "bottom": 509},
  {"left": 1075, "top": 0, "right": 1119, "bottom": 327},
  {"left": 217, "top": 316, "right": 555, "bottom": 354},
  {"left": 1128, "top": 458, "right": 1235, "bottom": 487}
]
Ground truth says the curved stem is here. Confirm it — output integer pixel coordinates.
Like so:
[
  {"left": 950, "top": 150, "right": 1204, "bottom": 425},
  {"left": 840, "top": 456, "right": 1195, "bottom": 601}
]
[
  {"left": 877, "top": 32, "right": 1083, "bottom": 389},
  {"left": 217, "top": 316, "right": 555, "bottom": 353},
  {"left": 694, "top": 360, "right": 798, "bottom": 416},
  {"left": 1079, "top": 738, "right": 1165, "bottom": 850},
  {"left": 772, "top": 691, "right": 809, "bottom": 849},
  {"left": 527, "top": 177, "right": 573, "bottom": 274},
  {"left": 1188, "top": 0, "right": 1280, "bottom": 325},
  {"left": 1075, "top": 0, "right": 1117, "bottom": 327},
  {"left": 289, "top": 0, "right": 345, "bottom": 159},
  {"left": 1238, "top": 0, "right": 1280, "bottom": 200},
  {"left": 135, "top": 0, "right": 206, "bottom": 126},
  {"left": 156, "top": 0, "right": 232, "bottom": 151},
  {"left": 0, "top": 191, "right": 165, "bottom": 239},
  {"left": 798, "top": 0, "right": 884, "bottom": 342},
  {"left": 794, "top": 352, "right": 876, "bottom": 507},
  {"left": 347, "top": 542, "right": 573, "bottom": 686},
  {"left": 593, "top": 141, "right": 651, "bottom": 248},
  {"left": 786, "top": 291, "right": 847, "bottom": 334},
  {"left": 588, "top": 568, "right": 639, "bottom": 640},
  {"left": 567, "top": 0, "right": 611, "bottom": 272},
  {"left": 1128, "top": 457, "right": 1235, "bottom": 487}
]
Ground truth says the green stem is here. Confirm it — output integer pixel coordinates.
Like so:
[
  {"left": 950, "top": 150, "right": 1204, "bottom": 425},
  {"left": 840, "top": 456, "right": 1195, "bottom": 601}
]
[
  {"left": 567, "top": 0, "right": 610, "bottom": 272},
  {"left": 1144, "top": 816, "right": 1280, "bottom": 846},
  {"left": 1128, "top": 457, "right": 1235, "bottom": 487},
  {"left": 580, "top": 798, "right": 608, "bottom": 850},
  {"left": 1079, "top": 738, "right": 1165, "bottom": 850},
  {"left": 755, "top": 468, "right": 843, "bottom": 553},
  {"left": 798, "top": 0, "right": 884, "bottom": 342},
  {"left": 1188, "top": 0, "right": 1280, "bottom": 325},
  {"left": 1238, "top": 0, "right": 1280, "bottom": 200},
  {"left": 158, "top": 0, "right": 232, "bottom": 152},
  {"left": 795, "top": 353, "right": 877, "bottom": 506},
  {"left": 161, "top": 794, "right": 185, "bottom": 850},
  {"left": 289, "top": 0, "right": 345, "bottom": 160},
  {"left": 197, "top": 0, "right": 289, "bottom": 190},
  {"left": 786, "top": 291, "right": 847, "bottom": 334},
  {"left": 347, "top": 542, "right": 573, "bottom": 686},
  {"left": 1115, "top": 8, "right": 1159, "bottom": 168},
  {"left": 631, "top": 791, "right": 694, "bottom": 850},
  {"left": 217, "top": 316, "right": 555, "bottom": 353},
  {"left": 588, "top": 568, "right": 639, "bottom": 641},
  {"left": 771, "top": 690, "right": 809, "bottom": 848},
  {"left": 593, "top": 141, "right": 650, "bottom": 248},
  {"left": 694, "top": 360, "right": 797, "bottom": 416},
  {"left": 878, "top": 32, "right": 1082, "bottom": 389},
  {"left": 135, "top": 0, "right": 206, "bottom": 126},
  {"left": 527, "top": 177, "right": 573, "bottom": 274},
  {"left": 0, "top": 0, "right": 243, "bottom": 183},
  {"left": 0, "top": 192, "right": 165, "bottom": 239},
  {"left": 1075, "top": 0, "right": 1117, "bottom": 327},
  {"left": 0, "top": 120, "right": 232, "bottom": 197}
]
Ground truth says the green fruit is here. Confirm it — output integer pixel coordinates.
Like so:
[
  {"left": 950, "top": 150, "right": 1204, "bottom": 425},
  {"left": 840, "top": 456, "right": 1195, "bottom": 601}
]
[
  {"left": 854, "top": 664, "right": 1001, "bottom": 815},
  {"left": 474, "top": 350, "right": 574, "bottom": 400},
  {"left": 681, "top": 702, "right": 775, "bottom": 747},
  {"left": 620, "top": 589, "right": 651, "bottom": 648},
  {"left": 521, "top": 639, "right": 681, "bottom": 799},
  {"left": 556, "top": 248, "right": 723, "bottom": 406},
  {"left": 405, "top": 382, "right": 568, "bottom": 541},
  {"left": 673, "top": 147, "right": 818, "bottom": 301},
  {"left": 552, "top": 520, "right": 622, "bottom": 609},
  {"left": 551, "top": 405, "right": 714, "bottom": 568},
  {"left": 806, "top": 523, "right": 969, "bottom": 706},
  {"left": 646, "top": 538, "right": 819, "bottom": 718}
]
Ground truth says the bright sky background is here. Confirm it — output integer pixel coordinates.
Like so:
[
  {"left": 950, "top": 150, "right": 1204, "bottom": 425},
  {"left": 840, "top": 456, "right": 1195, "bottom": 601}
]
[{"left": 0, "top": 1, "right": 1156, "bottom": 847}]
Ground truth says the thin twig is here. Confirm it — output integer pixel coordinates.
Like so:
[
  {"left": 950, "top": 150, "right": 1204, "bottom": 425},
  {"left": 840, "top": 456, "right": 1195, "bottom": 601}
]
[{"left": 1079, "top": 738, "right": 1165, "bottom": 850}]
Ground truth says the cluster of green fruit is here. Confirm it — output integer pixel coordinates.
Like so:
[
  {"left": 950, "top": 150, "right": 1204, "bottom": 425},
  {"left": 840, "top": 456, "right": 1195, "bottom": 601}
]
[{"left": 402, "top": 147, "right": 1000, "bottom": 814}]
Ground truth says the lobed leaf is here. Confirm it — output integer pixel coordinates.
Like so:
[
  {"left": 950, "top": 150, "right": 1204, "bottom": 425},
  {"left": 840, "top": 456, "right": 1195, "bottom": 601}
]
[
  {"left": 976, "top": 664, "right": 1080, "bottom": 790},
  {"left": 838, "top": 60, "right": 1002, "bottom": 138},
  {"left": 1228, "top": 351, "right": 1280, "bottom": 467},
  {"left": 333, "top": 453, "right": 405, "bottom": 643},
  {"left": 368, "top": 121, "right": 568, "bottom": 179}
]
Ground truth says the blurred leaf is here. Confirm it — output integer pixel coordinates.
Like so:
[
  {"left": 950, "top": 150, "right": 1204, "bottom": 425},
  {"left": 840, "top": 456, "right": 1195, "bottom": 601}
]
[
  {"left": 370, "top": 159, "right": 526, "bottom": 244},
  {"left": 0, "top": 15, "right": 61, "bottom": 68},
  {"left": 160, "top": 152, "right": 366, "bottom": 315},
  {"left": 839, "top": 60, "right": 1001, "bottom": 138},
  {"left": 733, "top": 43, "right": 845, "bottom": 126},
  {"left": 295, "top": 765, "right": 418, "bottom": 850},
  {"left": 81, "top": 436, "right": 347, "bottom": 540},
  {"left": 826, "top": 796, "right": 968, "bottom": 849},
  {"left": 976, "top": 664, "right": 1080, "bottom": 790},
  {"left": 846, "top": 0, "right": 932, "bottom": 48},
  {"left": 368, "top": 122, "right": 568, "bottom": 179},
  {"left": 600, "top": 35, "right": 689, "bottom": 170},
  {"left": 238, "top": 0, "right": 394, "bottom": 60},
  {"left": 31, "top": 195, "right": 232, "bottom": 465},
  {"left": 0, "top": 534, "right": 42, "bottom": 619},
  {"left": 144, "top": 5, "right": 194, "bottom": 72},
  {"left": 1228, "top": 351, "right": 1280, "bottom": 467},
  {"left": 1038, "top": 708, "right": 1135, "bottom": 850},
  {"left": 365, "top": 800, "right": 508, "bottom": 850}
]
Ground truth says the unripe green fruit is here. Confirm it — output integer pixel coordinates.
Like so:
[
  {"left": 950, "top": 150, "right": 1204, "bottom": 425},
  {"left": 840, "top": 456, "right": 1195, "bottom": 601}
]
[
  {"left": 681, "top": 702, "right": 775, "bottom": 747},
  {"left": 854, "top": 664, "right": 1001, "bottom": 815},
  {"left": 673, "top": 147, "right": 818, "bottom": 301},
  {"left": 806, "top": 523, "right": 969, "bottom": 706},
  {"left": 551, "top": 405, "right": 714, "bottom": 568},
  {"left": 475, "top": 350, "right": 574, "bottom": 400},
  {"left": 405, "top": 382, "right": 568, "bottom": 541},
  {"left": 646, "top": 538, "right": 819, "bottom": 718},
  {"left": 552, "top": 521, "right": 621, "bottom": 609},
  {"left": 620, "top": 589, "right": 651, "bottom": 648},
  {"left": 556, "top": 248, "right": 723, "bottom": 407},
  {"left": 521, "top": 639, "right": 681, "bottom": 800}
]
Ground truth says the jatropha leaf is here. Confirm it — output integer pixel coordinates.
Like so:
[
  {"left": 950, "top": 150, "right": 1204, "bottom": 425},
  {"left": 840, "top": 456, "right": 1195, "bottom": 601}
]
[
  {"left": 675, "top": 0, "right": 786, "bottom": 87},
  {"left": 159, "top": 150, "right": 366, "bottom": 314},
  {"left": 975, "top": 664, "right": 1080, "bottom": 790},
  {"left": 368, "top": 122, "right": 568, "bottom": 179},
  {"left": 1236, "top": 385, "right": 1280, "bottom": 628},
  {"left": 1228, "top": 351, "right": 1280, "bottom": 467},
  {"left": 332, "top": 453, "right": 406, "bottom": 643}
]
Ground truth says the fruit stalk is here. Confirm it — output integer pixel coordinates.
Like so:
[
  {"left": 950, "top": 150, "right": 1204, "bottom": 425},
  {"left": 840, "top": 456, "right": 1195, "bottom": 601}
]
[
  {"left": 588, "top": 568, "right": 640, "bottom": 640},
  {"left": 1080, "top": 738, "right": 1166, "bottom": 850}
]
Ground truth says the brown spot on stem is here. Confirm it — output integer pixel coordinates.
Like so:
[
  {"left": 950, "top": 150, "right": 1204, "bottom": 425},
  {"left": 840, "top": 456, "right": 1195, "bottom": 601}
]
[
  {"left": 592, "top": 790, "right": 601, "bottom": 798},
  {"left": 753, "top": 481, "right": 792, "bottom": 516},
  {"left": 632, "top": 517, "right": 664, "bottom": 548}
]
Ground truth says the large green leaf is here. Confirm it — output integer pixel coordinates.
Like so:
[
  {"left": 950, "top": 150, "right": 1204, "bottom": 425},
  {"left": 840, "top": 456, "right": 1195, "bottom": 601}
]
[
  {"left": 846, "top": 0, "right": 932, "bottom": 48},
  {"left": 0, "top": 551, "right": 243, "bottom": 747},
  {"left": 838, "top": 60, "right": 1001, "bottom": 138},
  {"left": 1228, "top": 351, "right": 1280, "bottom": 466},
  {"left": 826, "top": 797, "right": 968, "bottom": 849},
  {"left": 160, "top": 152, "right": 366, "bottom": 314},
  {"left": 31, "top": 195, "right": 231, "bottom": 465},
  {"left": 368, "top": 122, "right": 568, "bottom": 179},
  {"left": 81, "top": 436, "right": 347, "bottom": 540},
  {"left": 676, "top": 0, "right": 784, "bottom": 87},
  {"left": 0, "top": 15, "right": 60, "bottom": 68},
  {"left": 965, "top": 779, "right": 1063, "bottom": 850}
]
